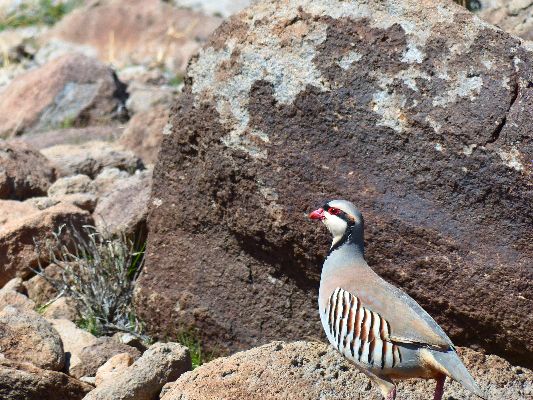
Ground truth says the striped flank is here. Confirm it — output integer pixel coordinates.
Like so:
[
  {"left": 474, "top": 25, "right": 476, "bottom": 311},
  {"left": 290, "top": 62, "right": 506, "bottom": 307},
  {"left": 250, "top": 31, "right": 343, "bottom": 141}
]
[{"left": 325, "top": 287, "right": 401, "bottom": 370}]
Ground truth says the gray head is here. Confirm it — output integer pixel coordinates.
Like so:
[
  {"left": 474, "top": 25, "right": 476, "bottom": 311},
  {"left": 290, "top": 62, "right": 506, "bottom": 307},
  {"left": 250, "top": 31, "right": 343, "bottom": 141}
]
[{"left": 309, "top": 199, "right": 364, "bottom": 252}]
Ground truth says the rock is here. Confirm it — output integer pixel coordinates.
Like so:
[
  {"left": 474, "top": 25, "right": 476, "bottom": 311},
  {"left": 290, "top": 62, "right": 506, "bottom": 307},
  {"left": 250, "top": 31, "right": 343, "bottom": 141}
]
[
  {"left": 47, "top": 174, "right": 96, "bottom": 197},
  {"left": 0, "top": 359, "right": 92, "bottom": 400},
  {"left": 93, "top": 167, "right": 130, "bottom": 195},
  {"left": 43, "top": 0, "right": 222, "bottom": 73},
  {"left": 84, "top": 342, "right": 191, "bottom": 400},
  {"left": 94, "top": 170, "right": 152, "bottom": 241},
  {"left": 80, "top": 375, "right": 96, "bottom": 385},
  {"left": 47, "top": 174, "right": 98, "bottom": 211},
  {"left": 172, "top": 0, "right": 252, "bottom": 17},
  {"left": 23, "top": 263, "right": 62, "bottom": 306},
  {"left": 477, "top": 0, "right": 533, "bottom": 40},
  {"left": 57, "top": 193, "right": 98, "bottom": 213},
  {"left": 42, "top": 296, "right": 79, "bottom": 321},
  {"left": 1, "top": 277, "right": 25, "bottom": 293},
  {"left": 47, "top": 319, "right": 97, "bottom": 377},
  {"left": 0, "top": 289, "right": 35, "bottom": 311},
  {"left": 0, "top": 141, "right": 56, "bottom": 200},
  {"left": 161, "top": 341, "right": 533, "bottom": 400},
  {"left": 136, "top": 0, "right": 533, "bottom": 367},
  {"left": 70, "top": 336, "right": 141, "bottom": 379},
  {"left": 15, "top": 125, "right": 122, "bottom": 150},
  {"left": 0, "top": 203, "right": 93, "bottom": 287},
  {"left": 113, "top": 332, "right": 148, "bottom": 353},
  {"left": 94, "top": 352, "right": 134, "bottom": 386},
  {"left": 0, "top": 53, "right": 127, "bottom": 138},
  {"left": 23, "top": 196, "right": 60, "bottom": 210},
  {"left": 41, "top": 140, "right": 144, "bottom": 178},
  {"left": 125, "top": 83, "right": 176, "bottom": 115},
  {"left": 0, "top": 199, "right": 39, "bottom": 227},
  {"left": 0, "top": 306, "right": 65, "bottom": 371},
  {"left": 119, "top": 106, "right": 168, "bottom": 164}
]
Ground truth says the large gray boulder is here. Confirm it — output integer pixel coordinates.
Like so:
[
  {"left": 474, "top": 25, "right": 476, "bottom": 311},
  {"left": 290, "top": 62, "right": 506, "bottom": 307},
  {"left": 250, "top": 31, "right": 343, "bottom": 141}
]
[{"left": 135, "top": 0, "right": 532, "bottom": 367}]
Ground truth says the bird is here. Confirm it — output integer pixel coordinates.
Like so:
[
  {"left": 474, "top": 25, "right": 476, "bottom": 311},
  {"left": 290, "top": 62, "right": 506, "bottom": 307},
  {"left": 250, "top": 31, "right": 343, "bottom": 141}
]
[{"left": 309, "top": 199, "right": 486, "bottom": 400}]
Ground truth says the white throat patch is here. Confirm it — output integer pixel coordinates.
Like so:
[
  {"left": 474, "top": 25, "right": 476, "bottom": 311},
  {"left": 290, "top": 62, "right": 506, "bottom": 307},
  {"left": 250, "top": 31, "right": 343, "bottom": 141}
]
[{"left": 323, "top": 213, "right": 348, "bottom": 247}]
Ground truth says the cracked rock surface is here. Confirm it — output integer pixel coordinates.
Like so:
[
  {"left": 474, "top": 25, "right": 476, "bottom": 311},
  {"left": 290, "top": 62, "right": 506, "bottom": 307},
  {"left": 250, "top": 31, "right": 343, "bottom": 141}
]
[
  {"left": 161, "top": 341, "right": 532, "bottom": 400},
  {"left": 137, "top": 0, "right": 533, "bottom": 368}
]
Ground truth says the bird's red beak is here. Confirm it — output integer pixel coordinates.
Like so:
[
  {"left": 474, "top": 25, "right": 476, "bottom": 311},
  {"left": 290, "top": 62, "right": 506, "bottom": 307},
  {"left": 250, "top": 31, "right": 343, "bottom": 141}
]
[{"left": 309, "top": 208, "right": 325, "bottom": 220}]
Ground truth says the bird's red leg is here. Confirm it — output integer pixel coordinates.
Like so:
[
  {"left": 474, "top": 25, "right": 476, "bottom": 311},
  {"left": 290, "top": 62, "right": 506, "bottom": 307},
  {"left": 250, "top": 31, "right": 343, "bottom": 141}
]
[
  {"left": 433, "top": 375, "right": 446, "bottom": 400},
  {"left": 385, "top": 387, "right": 396, "bottom": 400}
]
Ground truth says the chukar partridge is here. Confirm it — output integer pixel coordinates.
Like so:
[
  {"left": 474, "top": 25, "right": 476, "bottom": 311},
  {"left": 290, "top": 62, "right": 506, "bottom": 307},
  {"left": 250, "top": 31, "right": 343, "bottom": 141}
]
[{"left": 309, "top": 200, "right": 486, "bottom": 400}]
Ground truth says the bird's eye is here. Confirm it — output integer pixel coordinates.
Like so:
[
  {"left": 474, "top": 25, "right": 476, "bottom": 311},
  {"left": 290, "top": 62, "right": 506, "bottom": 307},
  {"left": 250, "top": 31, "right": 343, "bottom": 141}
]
[{"left": 328, "top": 207, "right": 341, "bottom": 215}]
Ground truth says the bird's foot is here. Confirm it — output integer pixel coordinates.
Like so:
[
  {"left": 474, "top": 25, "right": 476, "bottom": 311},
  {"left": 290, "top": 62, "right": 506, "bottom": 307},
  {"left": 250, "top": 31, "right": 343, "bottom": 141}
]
[
  {"left": 385, "top": 387, "right": 397, "bottom": 400},
  {"left": 433, "top": 375, "right": 446, "bottom": 400}
]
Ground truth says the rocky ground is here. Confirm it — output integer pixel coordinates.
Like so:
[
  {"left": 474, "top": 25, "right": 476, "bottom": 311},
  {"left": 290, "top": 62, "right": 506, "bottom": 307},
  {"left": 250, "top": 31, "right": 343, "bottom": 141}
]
[{"left": 0, "top": 0, "right": 531, "bottom": 399}]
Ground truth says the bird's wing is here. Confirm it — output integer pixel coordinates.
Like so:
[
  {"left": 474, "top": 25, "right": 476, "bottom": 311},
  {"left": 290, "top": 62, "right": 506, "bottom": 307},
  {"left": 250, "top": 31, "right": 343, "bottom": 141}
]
[{"left": 324, "top": 275, "right": 452, "bottom": 349}]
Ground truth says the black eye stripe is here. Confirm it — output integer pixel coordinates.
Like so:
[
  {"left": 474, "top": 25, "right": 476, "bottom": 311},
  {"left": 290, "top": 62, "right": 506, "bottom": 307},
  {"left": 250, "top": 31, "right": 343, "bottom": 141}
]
[{"left": 324, "top": 205, "right": 355, "bottom": 226}]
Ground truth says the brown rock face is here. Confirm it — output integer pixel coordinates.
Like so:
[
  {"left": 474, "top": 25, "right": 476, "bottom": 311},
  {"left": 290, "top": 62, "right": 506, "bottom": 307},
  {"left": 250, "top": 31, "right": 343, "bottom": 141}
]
[
  {"left": 162, "top": 341, "right": 532, "bottom": 400},
  {"left": 0, "top": 53, "right": 127, "bottom": 138},
  {"left": 44, "top": 0, "right": 222, "bottom": 73},
  {"left": 0, "top": 141, "right": 56, "bottom": 200},
  {"left": 0, "top": 203, "right": 93, "bottom": 287},
  {"left": 136, "top": 0, "right": 533, "bottom": 367}
]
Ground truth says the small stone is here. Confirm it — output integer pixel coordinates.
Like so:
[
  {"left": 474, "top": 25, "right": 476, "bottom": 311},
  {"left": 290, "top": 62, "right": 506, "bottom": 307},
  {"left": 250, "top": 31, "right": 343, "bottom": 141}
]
[
  {"left": 95, "top": 352, "right": 134, "bottom": 386},
  {"left": 0, "top": 290, "right": 35, "bottom": 311},
  {"left": 24, "top": 264, "right": 62, "bottom": 306},
  {"left": 47, "top": 174, "right": 95, "bottom": 197},
  {"left": 1, "top": 277, "right": 25, "bottom": 294},
  {"left": 113, "top": 332, "right": 148, "bottom": 352},
  {"left": 80, "top": 376, "right": 97, "bottom": 385},
  {"left": 0, "top": 141, "right": 56, "bottom": 200},
  {"left": 42, "top": 297, "right": 79, "bottom": 321},
  {"left": 41, "top": 141, "right": 144, "bottom": 178},
  {"left": 70, "top": 336, "right": 141, "bottom": 379}
]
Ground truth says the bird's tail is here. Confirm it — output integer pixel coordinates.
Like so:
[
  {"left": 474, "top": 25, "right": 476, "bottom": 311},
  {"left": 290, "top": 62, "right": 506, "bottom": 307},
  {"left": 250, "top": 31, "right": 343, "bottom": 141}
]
[{"left": 422, "top": 348, "right": 487, "bottom": 399}]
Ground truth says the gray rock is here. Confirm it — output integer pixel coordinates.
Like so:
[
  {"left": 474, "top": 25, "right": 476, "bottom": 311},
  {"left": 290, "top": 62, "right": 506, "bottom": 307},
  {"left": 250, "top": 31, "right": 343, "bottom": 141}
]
[
  {"left": 93, "top": 167, "right": 130, "bottom": 195},
  {"left": 84, "top": 342, "right": 191, "bottom": 400},
  {"left": 41, "top": 141, "right": 144, "bottom": 178},
  {"left": 0, "top": 306, "right": 65, "bottom": 371},
  {"left": 0, "top": 53, "right": 127, "bottom": 138},
  {"left": 94, "top": 169, "right": 151, "bottom": 241},
  {"left": 47, "top": 174, "right": 95, "bottom": 197}
]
